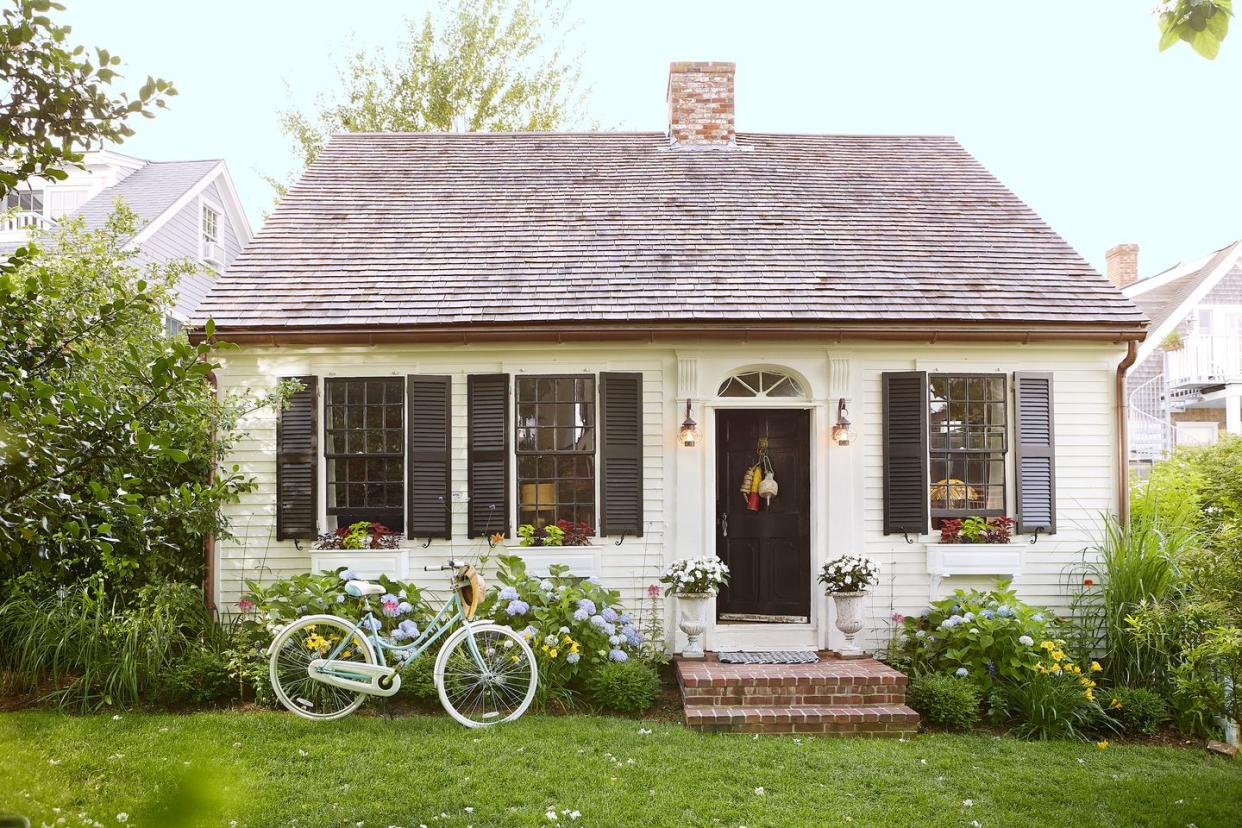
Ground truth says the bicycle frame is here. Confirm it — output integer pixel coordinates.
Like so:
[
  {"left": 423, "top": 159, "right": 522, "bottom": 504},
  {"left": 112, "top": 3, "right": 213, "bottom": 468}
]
[{"left": 319, "top": 582, "right": 487, "bottom": 673}]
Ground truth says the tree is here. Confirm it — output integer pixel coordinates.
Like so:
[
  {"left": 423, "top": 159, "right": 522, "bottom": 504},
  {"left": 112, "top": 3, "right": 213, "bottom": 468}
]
[
  {"left": 0, "top": 0, "right": 175, "bottom": 207},
  {"left": 0, "top": 210, "right": 289, "bottom": 591},
  {"left": 1157, "top": 0, "right": 1232, "bottom": 59},
  {"left": 270, "top": 0, "right": 585, "bottom": 192}
]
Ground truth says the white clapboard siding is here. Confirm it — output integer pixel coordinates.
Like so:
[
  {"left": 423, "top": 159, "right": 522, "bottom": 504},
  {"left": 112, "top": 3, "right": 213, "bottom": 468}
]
[{"left": 213, "top": 340, "right": 1122, "bottom": 651}]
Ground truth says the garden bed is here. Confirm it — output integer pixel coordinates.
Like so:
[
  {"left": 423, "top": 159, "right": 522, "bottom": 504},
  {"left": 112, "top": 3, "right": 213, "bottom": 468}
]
[{"left": 1, "top": 711, "right": 1238, "bottom": 827}]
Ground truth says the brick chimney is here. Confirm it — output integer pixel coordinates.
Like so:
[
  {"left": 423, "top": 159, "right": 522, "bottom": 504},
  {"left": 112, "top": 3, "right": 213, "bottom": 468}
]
[
  {"left": 1105, "top": 243, "right": 1139, "bottom": 288},
  {"left": 667, "top": 61, "right": 736, "bottom": 148}
]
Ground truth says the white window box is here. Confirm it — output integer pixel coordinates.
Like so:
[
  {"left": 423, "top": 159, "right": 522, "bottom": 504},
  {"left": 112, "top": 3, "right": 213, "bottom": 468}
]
[
  {"left": 511, "top": 547, "right": 599, "bottom": 578},
  {"left": 310, "top": 550, "right": 408, "bottom": 580},
  {"left": 927, "top": 543, "right": 1022, "bottom": 578}
]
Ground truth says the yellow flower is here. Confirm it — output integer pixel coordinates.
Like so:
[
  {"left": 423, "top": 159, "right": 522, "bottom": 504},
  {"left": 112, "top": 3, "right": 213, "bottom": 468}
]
[
  {"left": 1090, "top": 661, "right": 1103, "bottom": 673},
  {"left": 342, "top": 650, "right": 352, "bottom": 659},
  {"left": 1050, "top": 663, "right": 1062, "bottom": 674},
  {"left": 1051, "top": 650, "right": 1065, "bottom": 662},
  {"left": 1071, "top": 664, "right": 1082, "bottom": 674},
  {"left": 1095, "top": 740, "right": 1109, "bottom": 750},
  {"left": 1084, "top": 689, "right": 1095, "bottom": 701},
  {"left": 549, "top": 649, "right": 559, "bottom": 659},
  {"left": 1040, "top": 640, "right": 1055, "bottom": 651},
  {"left": 1109, "top": 698, "right": 1124, "bottom": 710}
]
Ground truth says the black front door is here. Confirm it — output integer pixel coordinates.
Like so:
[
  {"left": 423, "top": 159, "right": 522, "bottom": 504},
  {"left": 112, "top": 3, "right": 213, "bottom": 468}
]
[{"left": 715, "top": 409, "right": 811, "bottom": 622}]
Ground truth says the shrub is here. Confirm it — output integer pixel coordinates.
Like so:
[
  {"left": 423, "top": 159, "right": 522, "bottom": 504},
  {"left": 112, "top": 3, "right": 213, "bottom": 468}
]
[
  {"left": 906, "top": 673, "right": 981, "bottom": 731},
  {"left": 159, "top": 645, "right": 236, "bottom": 708},
  {"left": 1104, "top": 687, "right": 1169, "bottom": 736},
  {"left": 898, "top": 581, "right": 1059, "bottom": 690},
  {"left": 399, "top": 656, "right": 439, "bottom": 704},
  {"left": 1003, "top": 662, "right": 1114, "bottom": 741},
  {"left": 586, "top": 660, "right": 662, "bottom": 714},
  {"left": 0, "top": 578, "right": 224, "bottom": 711},
  {"left": 481, "top": 555, "right": 644, "bottom": 707}
]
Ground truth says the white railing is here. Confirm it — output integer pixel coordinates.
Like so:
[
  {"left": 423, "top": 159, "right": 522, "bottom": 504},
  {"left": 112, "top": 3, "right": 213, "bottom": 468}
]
[
  {"left": 1129, "top": 373, "right": 1173, "bottom": 462},
  {"left": 1165, "top": 334, "right": 1242, "bottom": 388},
  {"left": 0, "top": 210, "right": 56, "bottom": 235}
]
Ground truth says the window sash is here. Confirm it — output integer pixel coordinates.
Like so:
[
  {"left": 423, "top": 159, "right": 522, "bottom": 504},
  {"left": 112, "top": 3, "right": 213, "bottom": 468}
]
[
  {"left": 324, "top": 378, "right": 404, "bottom": 522},
  {"left": 515, "top": 374, "right": 596, "bottom": 530},
  {"left": 928, "top": 373, "right": 1007, "bottom": 521},
  {"left": 202, "top": 205, "right": 219, "bottom": 243}
]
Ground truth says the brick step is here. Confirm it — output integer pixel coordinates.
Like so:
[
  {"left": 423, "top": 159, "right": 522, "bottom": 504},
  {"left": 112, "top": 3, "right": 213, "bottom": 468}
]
[
  {"left": 682, "top": 684, "right": 908, "bottom": 706},
  {"left": 684, "top": 704, "right": 920, "bottom": 735}
]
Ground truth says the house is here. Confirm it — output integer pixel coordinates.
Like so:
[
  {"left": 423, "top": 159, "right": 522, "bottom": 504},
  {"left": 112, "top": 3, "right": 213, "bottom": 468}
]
[
  {"left": 192, "top": 62, "right": 1146, "bottom": 658},
  {"left": 1, "top": 148, "right": 252, "bottom": 329},
  {"left": 1112, "top": 241, "right": 1242, "bottom": 465}
]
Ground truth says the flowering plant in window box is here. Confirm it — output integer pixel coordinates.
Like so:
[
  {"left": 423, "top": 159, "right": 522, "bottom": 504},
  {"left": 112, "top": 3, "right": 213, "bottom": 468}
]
[
  {"left": 314, "top": 521, "right": 400, "bottom": 550},
  {"left": 517, "top": 521, "right": 595, "bottom": 547},
  {"left": 939, "top": 516, "right": 1015, "bottom": 545}
]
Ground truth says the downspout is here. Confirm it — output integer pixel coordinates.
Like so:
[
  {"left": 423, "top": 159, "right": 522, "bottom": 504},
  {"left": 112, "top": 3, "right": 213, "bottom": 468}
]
[
  {"left": 1116, "top": 340, "right": 1139, "bottom": 525},
  {"left": 204, "top": 370, "right": 218, "bottom": 614}
]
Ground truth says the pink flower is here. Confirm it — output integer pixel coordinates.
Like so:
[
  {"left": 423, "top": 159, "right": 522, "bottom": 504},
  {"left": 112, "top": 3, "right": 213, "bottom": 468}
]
[
  {"left": 891, "top": 612, "right": 905, "bottom": 624},
  {"left": 381, "top": 599, "right": 399, "bottom": 617},
  {"left": 647, "top": 584, "right": 662, "bottom": 598},
  {"left": 238, "top": 598, "right": 255, "bottom": 613}
]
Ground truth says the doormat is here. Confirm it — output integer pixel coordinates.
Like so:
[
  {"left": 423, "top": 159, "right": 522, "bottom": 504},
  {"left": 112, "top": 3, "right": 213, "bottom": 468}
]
[{"left": 717, "top": 651, "right": 820, "bottom": 665}]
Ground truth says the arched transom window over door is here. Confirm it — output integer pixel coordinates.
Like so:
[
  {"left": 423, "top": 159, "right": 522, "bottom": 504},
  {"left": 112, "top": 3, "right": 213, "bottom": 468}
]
[{"left": 717, "top": 370, "right": 806, "bottom": 399}]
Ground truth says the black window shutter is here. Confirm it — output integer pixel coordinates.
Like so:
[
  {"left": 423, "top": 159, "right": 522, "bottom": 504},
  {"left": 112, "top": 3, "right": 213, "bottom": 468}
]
[
  {"left": 882, "top": 371, "right": 929, "bottom": 535},
  {"left": 467, "top": 374, "right": 509, "bottom": 539},
  {"left": 1014, "top": 372, "right": 1056, "bottom": 534},
  {"left": 276, "top": 375, "right": 318, "bottom": 540},
  {"left": 408, "top": 375, "right": 452, "bottom": 540},
  {"left": 599, "top": 372, "right": 643, "bottom": 537}
]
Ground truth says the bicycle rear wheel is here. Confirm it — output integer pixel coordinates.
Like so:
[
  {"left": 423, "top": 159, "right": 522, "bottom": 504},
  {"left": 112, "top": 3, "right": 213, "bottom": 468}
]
[
  {"left": 435, "top": 623, "right": 537, "bottom": 727},
  {"left": 269, "top": 614, "right": 376, "bottom": 721}
]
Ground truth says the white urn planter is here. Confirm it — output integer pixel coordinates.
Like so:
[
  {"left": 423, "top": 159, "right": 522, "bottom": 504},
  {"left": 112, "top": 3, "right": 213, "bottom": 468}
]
[
  {"left": 675, "top": 593, "right": 712, "bottom": 658},
  {"left": 830, "top": 591, "right": 867, "bottom": 658}
]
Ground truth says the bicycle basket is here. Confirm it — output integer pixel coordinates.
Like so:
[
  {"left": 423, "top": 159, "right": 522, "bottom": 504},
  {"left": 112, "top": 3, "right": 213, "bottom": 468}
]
[{"left": 456, "top": 564, "right": 485, "bottom": 620}]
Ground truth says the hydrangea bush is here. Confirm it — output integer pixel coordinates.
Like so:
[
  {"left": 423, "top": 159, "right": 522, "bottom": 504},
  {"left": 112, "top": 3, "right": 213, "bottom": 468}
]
[
  {"left": 897, "top": 581, "right": 1062, "bottom": 690},
  {"left": 660, "top": 556, "right": 730, "bottom": 596},
  {"left": 480, "top": 555, "right": 646, "bottom": 706},
  {"left": 818, "top": 555, "right": 880, "bottom": 594}
]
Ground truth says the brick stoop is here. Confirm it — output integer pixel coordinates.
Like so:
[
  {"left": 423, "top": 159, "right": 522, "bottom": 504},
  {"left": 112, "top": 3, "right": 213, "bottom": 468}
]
[{"left": 677, "top": 655, "right": 919, "bottom": 736}]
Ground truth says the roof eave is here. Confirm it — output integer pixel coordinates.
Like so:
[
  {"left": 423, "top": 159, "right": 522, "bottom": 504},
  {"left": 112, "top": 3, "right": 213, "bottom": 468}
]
[{"left": 188, "top": 319, "right": 1149, "bottom": 347}]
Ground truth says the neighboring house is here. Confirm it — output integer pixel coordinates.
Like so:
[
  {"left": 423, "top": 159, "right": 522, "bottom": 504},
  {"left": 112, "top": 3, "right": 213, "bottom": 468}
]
[
  {"left": 1112, "top": 241, "right": 1242, "bottom": 465},
  {"left": 192, "top": 62, "right": 1146, "bottom": 654},
  {"left": 1, "top": 148, "right": 252, "bottom": 328}
]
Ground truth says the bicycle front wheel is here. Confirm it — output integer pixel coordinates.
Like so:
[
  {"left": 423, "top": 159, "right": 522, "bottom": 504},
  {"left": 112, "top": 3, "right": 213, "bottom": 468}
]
[
  {"left": 435, "top": 623, "right": 537, "bottom": 727},
  {"left": 269, "top": 614, "right": 376, "bottom": 721}
]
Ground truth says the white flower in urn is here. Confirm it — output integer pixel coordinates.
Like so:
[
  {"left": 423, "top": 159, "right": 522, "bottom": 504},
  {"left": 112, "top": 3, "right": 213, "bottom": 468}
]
[{"left": 818, "top": 554, "right": 880, "bottom": 595}]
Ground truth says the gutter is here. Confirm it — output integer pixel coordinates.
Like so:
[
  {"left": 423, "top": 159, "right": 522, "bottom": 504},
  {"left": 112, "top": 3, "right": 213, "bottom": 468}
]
[
  {"left": 189, "top": 320, "right": 1149, "bottom": 347},
  {"left": 1116, "top": 340, "right": 1139, "bottom": 525}
]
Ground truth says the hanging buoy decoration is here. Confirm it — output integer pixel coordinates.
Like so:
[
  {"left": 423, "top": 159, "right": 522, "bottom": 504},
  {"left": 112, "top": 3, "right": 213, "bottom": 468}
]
[
  {"left": 740, "top": 465, "right": 756, "bottom": 500},
  {"left": 758, "top": 473, "right": 779, "bottom": 503},
  {"left": 747, "top": 462, "right": 763, "bottom": 511}
]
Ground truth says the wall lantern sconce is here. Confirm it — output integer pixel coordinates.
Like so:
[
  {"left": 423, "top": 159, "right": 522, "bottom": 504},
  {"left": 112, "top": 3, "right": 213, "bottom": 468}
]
[
  {"left": 831, "top": 398, "right": 855, "bottom": 446},
  {"left": 679, "top": 399, "right": 699, "bottom": 447}
]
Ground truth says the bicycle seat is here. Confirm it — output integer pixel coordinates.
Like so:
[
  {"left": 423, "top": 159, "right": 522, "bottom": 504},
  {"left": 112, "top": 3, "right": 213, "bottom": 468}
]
[{"left": 344, "top": 580, "right": 385, "bottom": 597}]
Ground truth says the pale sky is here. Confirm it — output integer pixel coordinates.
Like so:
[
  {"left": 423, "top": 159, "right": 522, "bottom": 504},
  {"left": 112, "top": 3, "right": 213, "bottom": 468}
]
[{"left": 62, "top": 1, "right": 1241, "bottom": 278}]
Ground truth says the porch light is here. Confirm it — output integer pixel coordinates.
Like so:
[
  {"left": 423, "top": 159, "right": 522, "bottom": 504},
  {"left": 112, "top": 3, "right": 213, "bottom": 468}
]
[
  {"left": 679, "top": 399, "right": 699, "bottom": 447},
  {"left": 832, "top": 398, "right": 855, "bottom": 446}
]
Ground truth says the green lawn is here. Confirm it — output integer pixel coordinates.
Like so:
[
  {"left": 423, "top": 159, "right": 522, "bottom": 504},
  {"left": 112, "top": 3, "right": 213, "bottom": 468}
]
[{"left": 1, "top": 712, "right": 1238, "bottom": 828}]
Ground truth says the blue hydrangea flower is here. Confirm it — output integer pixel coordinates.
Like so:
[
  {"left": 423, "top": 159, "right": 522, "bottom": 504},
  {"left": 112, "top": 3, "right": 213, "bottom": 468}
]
[
  {"left": 540, "top": 579, "right": 554, "bottom": 592},
  {"left": 618, "top": 613, "right": 633, "bottom": 626},
  {"left": 397, "top": 601, "right": 413, "bottom": 615},
  {"left": 609, "top": 649, "right": 628, "bottom": 662},
  {"left": 623, "top": 627, "right": 642, "bottom": 647},
  {"left": 363, "top": 616, "right": 382, "bottom": 632},
  {"left": 505, "top": 600, "right": 530, "bottom": 616},
  {"left": 1018, "top": 634, "right": 1035, "bottom": 647},
  {"left": 339, "top": 569, "right": 358, "bottom": 581},
  {"left": 521, "top": 625, "right": 537, "bottom": 639},
  {"left": 609, "top": 635, "right": 622, "bottom": 645},
  {"left": 996, "top": 606, "right": 1015, "bottom": 618},
  {"left": 1031, "top": 613, "right": 1044, "bottom": 622},
  {"left": 499, "top": 586, "right": 520, "bottom": 601},
  {"left": 589, "top": 614, "right": 608, "bottom": 629},
  {"left": 393, "top": 619, "right": 420, "bottom": 640},
  {"left": 603, "top": 622, "right": 616, "bottom": 636},
  {"left": 577, "top": 598, "right": 596, "bottom": 615},
  {"left": 963, "top": 611, "right": 975, "bottom": 622},
  {"left": 915, "top": 629, "right": 926, "bottom": 638},
  {"left": 955, "top": 667, "right": 969, "bottom": 678},
  {"left": 587, "top": 576, "right": 601, "bottom": 585},
  {"left": 566, "top": 652, "right": 581, "bottom": 664},
  {"left": 980, "top": 609, "right": 994, "bottom": 620},
  {"left": 573, "top": 608, "right": 589, "bottom": 622},
  {"left": 601, "top": 607, "right": 619, "bottom": 623}
]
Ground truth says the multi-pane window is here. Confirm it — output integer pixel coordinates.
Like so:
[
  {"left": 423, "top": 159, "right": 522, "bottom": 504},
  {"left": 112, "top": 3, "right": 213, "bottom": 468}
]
[
  {"left": 202, "top": 204, "right": 219, "bottom": 244},
  {"left": 516, "top": 376, "right": 596, "bottom": 530},
  {"left": 929, "top": 375, "right": 1007, "bottom": 522},
  {"left": 4, "top": 189, "right": 43, "bottom": 213},
  {"left": 325, "top": 378, "right": 404, "bottom": 531}
]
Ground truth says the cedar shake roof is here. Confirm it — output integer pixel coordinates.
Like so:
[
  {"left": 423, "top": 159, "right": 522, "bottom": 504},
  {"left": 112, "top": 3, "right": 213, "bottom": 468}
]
[{"left": 194, "top": 132, "right": 1147, "bottom": 338}]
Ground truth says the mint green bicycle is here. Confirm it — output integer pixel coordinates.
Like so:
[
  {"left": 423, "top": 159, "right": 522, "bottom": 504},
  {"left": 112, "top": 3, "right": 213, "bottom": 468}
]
[{"left": 267, "top": 560, "right": 537, "bottom": 726}]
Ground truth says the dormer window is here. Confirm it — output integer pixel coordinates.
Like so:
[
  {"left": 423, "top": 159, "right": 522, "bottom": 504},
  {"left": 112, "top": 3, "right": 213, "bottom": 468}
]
[{"left": 202, "top": 203, "right": 219, "bottom": 245}]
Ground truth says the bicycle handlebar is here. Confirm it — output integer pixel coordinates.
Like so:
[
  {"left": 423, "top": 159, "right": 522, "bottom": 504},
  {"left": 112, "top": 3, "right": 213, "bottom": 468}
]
[{"left": 423, "top": 559, "right": 460, "bottom": 572}]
